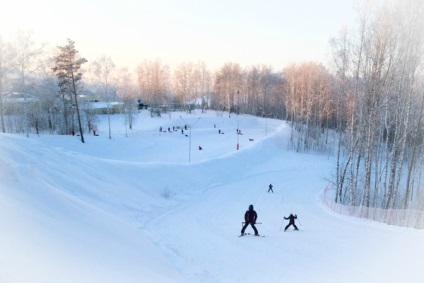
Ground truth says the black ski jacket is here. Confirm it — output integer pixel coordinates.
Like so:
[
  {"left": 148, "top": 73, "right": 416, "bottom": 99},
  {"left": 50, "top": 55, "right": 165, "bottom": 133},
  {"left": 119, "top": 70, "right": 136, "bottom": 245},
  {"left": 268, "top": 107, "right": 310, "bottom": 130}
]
[
  {"left": 284, "top": 214, "right": 297, "bottom": 224},
  {"left": 245, "top": 209, "right": 257, "bottom": 224}
]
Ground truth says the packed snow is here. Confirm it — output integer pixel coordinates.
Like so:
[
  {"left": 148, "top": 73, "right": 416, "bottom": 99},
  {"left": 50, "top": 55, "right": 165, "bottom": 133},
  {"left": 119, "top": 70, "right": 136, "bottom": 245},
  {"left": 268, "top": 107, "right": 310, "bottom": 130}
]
[{"left": 0, "top": 110, "right": 422, "bottom": 283}]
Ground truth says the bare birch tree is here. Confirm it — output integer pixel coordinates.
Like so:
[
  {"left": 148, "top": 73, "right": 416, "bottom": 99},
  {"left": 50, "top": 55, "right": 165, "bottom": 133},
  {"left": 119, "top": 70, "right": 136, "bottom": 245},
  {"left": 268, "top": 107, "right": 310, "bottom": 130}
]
[
  {"left": 173, "top": 62, "right": 195, "bottom": 112},
  {"left": 331, "top": 0, "right": 424, "bottom": 212},
  {"left": 0, "top": 37, "right": 14, "bottom": 133},
  {"left": 282, "top": 62, "right": 334, "bottom": 153},
  {"left": 195, "top": 61, "right": 212, "bottom": 111},
  {"left": 116, "top": 67, "right": 139, "bottom": 132},
  {"left": 12, "top": 30, "right": 43, "bottom": 137},
  {"left": 136, "top": 59, "right": 170, "bottom": 117},
  {"left": 90, "top": 55, "right": 116, "bottom": 139},
  {"left": 213, "top": 62, "right": 243, "bottom": 117}
]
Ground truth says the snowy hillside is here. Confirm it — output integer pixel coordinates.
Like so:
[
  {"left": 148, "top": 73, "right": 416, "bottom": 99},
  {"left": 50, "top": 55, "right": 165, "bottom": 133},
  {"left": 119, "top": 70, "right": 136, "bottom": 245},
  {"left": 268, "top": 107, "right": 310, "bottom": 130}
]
[{"left": 0, "top": 110, "right": 422, "bottom": 283}]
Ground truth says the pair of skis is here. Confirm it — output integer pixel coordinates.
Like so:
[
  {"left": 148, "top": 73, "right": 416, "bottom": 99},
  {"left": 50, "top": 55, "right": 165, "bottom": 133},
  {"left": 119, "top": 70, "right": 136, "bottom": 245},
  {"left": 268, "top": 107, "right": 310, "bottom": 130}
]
[
  {"left": 238, "top": 230, "right": 300, "bottom": 237},
  {"left": 238, "top": 233, "right": 265, "bottom": 237}
]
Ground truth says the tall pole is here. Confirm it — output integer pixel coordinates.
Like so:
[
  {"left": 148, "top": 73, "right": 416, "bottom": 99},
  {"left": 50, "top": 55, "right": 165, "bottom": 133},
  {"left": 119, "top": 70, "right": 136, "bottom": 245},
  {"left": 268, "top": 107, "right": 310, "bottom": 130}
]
[
  {"left": 189, "top": 126, "right": 192, "bottom": 162},
  {"left": 237, "top": 120, "right": 240, "bottom": 150},
  {"left": 236, "top": 114, "right": 244, "bottom": 150},
  {"left": 180, "top": 116, "right": 200, "bottom": 163}
]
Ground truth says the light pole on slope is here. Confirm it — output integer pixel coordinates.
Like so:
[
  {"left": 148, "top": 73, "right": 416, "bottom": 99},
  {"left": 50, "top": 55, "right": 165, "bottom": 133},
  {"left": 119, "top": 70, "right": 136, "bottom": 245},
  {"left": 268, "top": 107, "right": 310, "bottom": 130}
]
[
  {"left": 235, "top": 114, "right": 244, "bottom": 150},
  {"left": 180, "top": 116, "right": 201, "bottom": 163}
]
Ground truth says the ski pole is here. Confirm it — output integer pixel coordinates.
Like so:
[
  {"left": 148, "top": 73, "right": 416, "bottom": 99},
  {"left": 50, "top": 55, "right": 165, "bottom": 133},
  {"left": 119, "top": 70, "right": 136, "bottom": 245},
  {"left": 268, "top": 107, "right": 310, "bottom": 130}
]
[
  {"left": 297, "top": 218, "right": 302, "bottom": 226},
  {"left": 242, "top": 222, "right": 262, "bottom": 226}
]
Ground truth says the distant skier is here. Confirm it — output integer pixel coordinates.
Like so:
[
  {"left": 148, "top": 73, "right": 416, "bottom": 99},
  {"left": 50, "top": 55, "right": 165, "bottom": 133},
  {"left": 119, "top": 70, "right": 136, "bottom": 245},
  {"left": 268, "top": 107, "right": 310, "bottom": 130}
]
[
  {"left": 241, "top": 204, "right": 259, "bottom": 236},
  {"left": 284, "top": 213, "right": 299, "bottom": 231},
  {"left": 268, "top": 183, "right": 274, "bottom": 193}
]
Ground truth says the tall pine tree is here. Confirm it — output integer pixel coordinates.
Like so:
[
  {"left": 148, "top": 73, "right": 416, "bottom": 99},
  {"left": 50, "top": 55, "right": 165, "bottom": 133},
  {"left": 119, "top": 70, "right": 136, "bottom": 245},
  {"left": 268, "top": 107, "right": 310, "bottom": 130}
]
[{"left": 52, "top": 39, "right": 87, "bottom": 143}]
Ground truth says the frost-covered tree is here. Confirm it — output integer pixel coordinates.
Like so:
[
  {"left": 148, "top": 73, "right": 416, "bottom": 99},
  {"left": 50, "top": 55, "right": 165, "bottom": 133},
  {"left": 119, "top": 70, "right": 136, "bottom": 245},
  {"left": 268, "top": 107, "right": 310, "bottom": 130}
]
[
  {"left": 282, "top": 62, "right": 334, "bottom": 153},
  {"left": 116, "top": 67, "right": 138, "bottom": 132},
  {"left": 136, "top": 59, "right": 170, "bottom": 117},
  {"left": 331, "top": 0, "right": 424, "bottom": 211},
  {"left": 173, "top": 62, "right": 197, "bottom": 112},
  {"left": 0, "top": 36, "right": 14, "bottom": 133},
  {"left": 12, "top": 30, "right": 43, "bottom": 137},
  {"left": 213, "top": 62, "right": 243, "bottom": 117},
  {"left": 90, "top": 55, "right": 116, "bottom": 139}
]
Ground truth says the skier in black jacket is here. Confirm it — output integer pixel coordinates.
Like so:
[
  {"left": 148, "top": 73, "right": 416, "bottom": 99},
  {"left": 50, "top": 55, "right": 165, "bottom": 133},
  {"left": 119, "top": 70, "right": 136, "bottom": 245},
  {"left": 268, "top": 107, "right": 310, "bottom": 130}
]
[
  {"left": 284, "top": 213, "right": 299, "bottom": 231},
  {"left": 241, "top": 204, "right": 259, "bottom": 236}
]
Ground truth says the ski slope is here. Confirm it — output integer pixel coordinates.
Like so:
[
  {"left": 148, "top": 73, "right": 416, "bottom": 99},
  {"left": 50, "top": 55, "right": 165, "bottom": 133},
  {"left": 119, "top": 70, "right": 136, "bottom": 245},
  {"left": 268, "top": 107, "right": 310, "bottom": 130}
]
[{"left": 0, "top": 110, "right": 422, "bottom": 283}]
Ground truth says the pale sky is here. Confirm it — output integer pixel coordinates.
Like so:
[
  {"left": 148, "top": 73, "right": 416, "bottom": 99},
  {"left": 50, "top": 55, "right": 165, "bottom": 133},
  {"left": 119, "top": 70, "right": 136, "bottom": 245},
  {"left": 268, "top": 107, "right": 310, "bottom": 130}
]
[{"left": 0, "top": 0, "right": 357, "bottom": 71}]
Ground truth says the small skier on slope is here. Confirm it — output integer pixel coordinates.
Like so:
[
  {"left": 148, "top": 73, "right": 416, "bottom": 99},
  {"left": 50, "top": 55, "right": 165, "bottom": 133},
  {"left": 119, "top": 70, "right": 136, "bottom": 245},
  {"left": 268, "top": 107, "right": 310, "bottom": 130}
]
[
  {"left": 241, "top": 204, "right": 259, "bottom": 236},
  {"left": 284, "top": 213, "right": 299, "bottom": 231}
]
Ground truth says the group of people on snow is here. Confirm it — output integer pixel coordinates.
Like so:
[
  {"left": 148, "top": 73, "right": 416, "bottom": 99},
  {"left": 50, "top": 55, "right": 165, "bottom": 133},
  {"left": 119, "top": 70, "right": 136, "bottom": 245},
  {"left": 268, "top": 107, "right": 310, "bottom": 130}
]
[
  {"left": 240, "top": 204, "right": 299, "bottom": 236},
  {"left": 240, "top": 183, "right": 299, "bottom": 236}
]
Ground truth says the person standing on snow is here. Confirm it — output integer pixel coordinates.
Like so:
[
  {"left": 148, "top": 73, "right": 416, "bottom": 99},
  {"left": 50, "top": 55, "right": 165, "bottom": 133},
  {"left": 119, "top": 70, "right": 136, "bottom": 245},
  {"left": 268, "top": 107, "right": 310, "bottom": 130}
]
[
  {"left": 284, "top": 213, "right": 299, "bottom": 231},
  {"left": 268, "top": 183, "right": 274, "bottom": 193},
  {"left": 241, "top": 204, "right": 259, "bottom": 236}
]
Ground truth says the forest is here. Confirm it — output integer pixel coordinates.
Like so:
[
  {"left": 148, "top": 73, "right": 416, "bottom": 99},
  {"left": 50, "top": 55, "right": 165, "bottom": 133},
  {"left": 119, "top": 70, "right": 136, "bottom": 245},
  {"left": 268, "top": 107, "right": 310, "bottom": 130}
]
[{"left": 0, "top": 0, "right": 423, "bottom": 215}]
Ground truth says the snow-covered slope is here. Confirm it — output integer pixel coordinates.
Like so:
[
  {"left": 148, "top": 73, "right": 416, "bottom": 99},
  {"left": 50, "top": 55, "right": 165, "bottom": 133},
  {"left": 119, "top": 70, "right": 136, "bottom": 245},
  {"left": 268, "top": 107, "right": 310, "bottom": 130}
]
[{"left": 0, "top": 111, "right": 422, "bottom": 283}]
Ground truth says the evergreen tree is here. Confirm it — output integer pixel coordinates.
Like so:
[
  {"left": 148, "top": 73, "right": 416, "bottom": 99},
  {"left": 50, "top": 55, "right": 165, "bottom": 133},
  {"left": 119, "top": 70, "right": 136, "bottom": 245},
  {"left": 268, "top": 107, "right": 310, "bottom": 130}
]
[{"left": 52, "top": 39, "right": 87, "bottom": 143}]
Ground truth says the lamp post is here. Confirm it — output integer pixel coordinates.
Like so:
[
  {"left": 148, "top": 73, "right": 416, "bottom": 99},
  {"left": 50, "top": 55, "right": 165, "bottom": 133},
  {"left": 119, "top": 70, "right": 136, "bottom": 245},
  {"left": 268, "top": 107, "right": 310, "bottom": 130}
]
[
  {"left": 180, "top": 116, "right": 201, "bottom": 163},
  {"left": 235, "top": 114, "right": 244, "bottom": 150},
  {"left": 237, "top": 120, "right": 240, "bottom": 150}
]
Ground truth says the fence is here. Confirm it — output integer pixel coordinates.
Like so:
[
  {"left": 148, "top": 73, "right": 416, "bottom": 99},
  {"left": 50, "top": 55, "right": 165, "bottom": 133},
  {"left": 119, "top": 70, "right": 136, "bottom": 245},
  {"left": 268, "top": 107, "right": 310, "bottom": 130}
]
[{"left": 322, "top": 186, "right": 424, "bottom": 229}]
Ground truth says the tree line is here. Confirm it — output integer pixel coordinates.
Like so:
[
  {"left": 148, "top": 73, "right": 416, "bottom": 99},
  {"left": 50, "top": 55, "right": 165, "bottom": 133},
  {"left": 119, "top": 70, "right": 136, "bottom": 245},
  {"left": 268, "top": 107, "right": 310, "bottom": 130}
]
[
  {"left": 0, "top": 0, "right": 423, "bottom": 211},
  {"left": 331, "top": 0, "right": 424, "bottom": 212}
]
